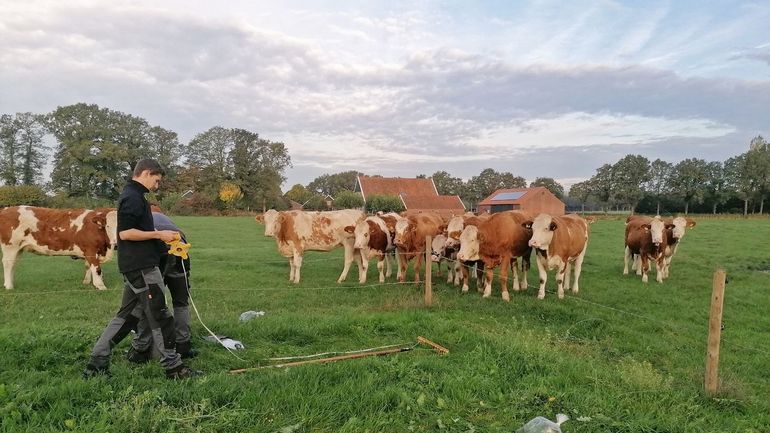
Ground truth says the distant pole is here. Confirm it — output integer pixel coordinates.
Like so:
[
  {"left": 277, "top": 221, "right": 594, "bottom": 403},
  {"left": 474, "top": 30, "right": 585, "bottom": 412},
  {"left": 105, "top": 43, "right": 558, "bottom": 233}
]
[
  {"left": 424, "top": 235, "right": 432, "bottom": 307},
  {"left": 705, "top": 268, "right": 726, "bottom": 396}
]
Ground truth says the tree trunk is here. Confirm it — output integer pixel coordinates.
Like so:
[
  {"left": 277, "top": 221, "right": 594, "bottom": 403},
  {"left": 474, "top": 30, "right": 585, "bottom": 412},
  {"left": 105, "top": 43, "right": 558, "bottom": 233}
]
[
  {"left": 761, "top": 197, "right": 765, "bottom": 215},
  {"left": 656, "top": 201, "right": 661, "bottom": 215},
  {"left": 712, "top": 202, "right": 717, "bottom": 214},
  {"left": 744, "top": 199, "right": 749, "bottom": 216},
  {"left": 684, "top": 202, "right": 689, "bottom": 215}
]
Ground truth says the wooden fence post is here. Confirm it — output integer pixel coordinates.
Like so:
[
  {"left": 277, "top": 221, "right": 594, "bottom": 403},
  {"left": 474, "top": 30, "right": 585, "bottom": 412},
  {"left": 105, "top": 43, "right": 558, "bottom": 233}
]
[
  {"left": 705, "top": 268, "right": 726, "bottom": 396},
  {"left": 424, "top": 235, "right": 432, "bottom": 307}
]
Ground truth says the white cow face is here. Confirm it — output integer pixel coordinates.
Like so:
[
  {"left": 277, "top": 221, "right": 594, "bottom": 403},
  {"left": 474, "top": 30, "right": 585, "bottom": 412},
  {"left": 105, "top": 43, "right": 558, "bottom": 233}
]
[
  {"left": 671, "top": 216, "right": 687, "bottom": 240},
  {"left": 456, "top": 225, "right": 480, "bottom": 262},
  {"left": 353, "top": 220, "right": 371, "bottom": 250},
  {"left": 527, "top": 214, "right": 556, "bottom": 250},
  {"left": 649, "top": 218, "right": 665, "bottom": 246},
  {"left": 261, "top": 209, "right": 280, "bottom": 237},
  {"left": 444, "top": 216, "right": 464, "bottom": 249},
  {"left": 105, "top": 210, "right": 118, "bottom": 247},
  {"left": 431, "top": 234, "right": 447, "bottom": 262},
  {"left": 394, "top": 219, "right": 411, "bottom": 248}
]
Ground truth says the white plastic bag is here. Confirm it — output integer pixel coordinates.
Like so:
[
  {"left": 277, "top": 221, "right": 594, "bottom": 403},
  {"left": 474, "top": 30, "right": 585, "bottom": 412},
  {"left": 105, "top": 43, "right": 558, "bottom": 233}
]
[{"left": 516, "top": 414, "right": 569, "bottom": 433}]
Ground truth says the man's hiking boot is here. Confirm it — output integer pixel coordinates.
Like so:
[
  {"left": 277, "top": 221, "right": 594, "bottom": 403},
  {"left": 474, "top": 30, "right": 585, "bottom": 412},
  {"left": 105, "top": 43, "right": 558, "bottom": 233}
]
[
  {"left": 82, "top": 364, "right": 111, "bottom": 379},
  {"left": 126, "top": 346, "right": 153, "bottom": 364},
  {"left": 176, "top": 341, "right": 198, "bottom": 359},
  {"left": 165, "top": 364, "right": 200, "bottom": 380}
]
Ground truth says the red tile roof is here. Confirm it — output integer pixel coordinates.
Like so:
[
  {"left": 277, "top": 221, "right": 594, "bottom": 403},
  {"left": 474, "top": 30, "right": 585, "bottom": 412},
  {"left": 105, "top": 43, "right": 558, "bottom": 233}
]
[
  {"left": 400, "top": 195, "right": 465, "bottom": 210},
  {"left": 357, "top": 175, "right": 437, "bottom": 200}
]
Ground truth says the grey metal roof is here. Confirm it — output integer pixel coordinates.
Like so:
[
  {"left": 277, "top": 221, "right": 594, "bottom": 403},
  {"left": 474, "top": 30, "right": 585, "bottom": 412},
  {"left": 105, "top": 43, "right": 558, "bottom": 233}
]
[{"left": 490, "top": 191, "right": 526, "bottom": 201}]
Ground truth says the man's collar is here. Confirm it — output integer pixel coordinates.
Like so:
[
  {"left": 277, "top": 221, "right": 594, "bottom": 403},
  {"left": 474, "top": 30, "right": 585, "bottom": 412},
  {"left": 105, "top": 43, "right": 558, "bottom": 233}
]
[{"left": 129, "top": 179, "right": 150, "bottom": 193}]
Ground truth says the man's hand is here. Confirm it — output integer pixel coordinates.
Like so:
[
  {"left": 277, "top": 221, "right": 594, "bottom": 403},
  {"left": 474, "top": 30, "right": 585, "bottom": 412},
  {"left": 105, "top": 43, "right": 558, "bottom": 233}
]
[{"left": 156, "top": 230, "right": 180, "bottom": 243}]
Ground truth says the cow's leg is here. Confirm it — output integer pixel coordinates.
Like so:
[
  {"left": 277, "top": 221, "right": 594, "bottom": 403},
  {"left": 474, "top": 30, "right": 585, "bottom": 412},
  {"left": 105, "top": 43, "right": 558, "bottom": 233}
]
[
  {"left": 460, "top": 262, "right": 470, "bottom": 292},
  {"left": 536, "top": 254, "right": 548, "bottom": 300},
  {"left": 564, "top": 261, "right": 572, "bottom": 292},
  {"left": 520, "top": 253, "right": 530, "bottom": 290},
  {"left": 287, "top": 257, "right": 296, "bottom": 282},
  {"left": 413, "top": 253, "right": 422, "bottom": 284},
  {"left": 2, "top": 247, "right": 20, "bottom": 290},
  {"left": 397, "top": 250, "right": 407, "bottom": 282},
  {"left": 511, "top": 257, "right": 521, "bottom": 292},
  {"left": 356, "top": 249, "right": 366, "bottom": 284},
  {"left": 663, "top": 255, "right": 672, "bottom": 279},
  {"left": 376, "top": 255, "right": 385, "bottom": 283},
  {"left": 556, "top": 261, "right": 568, "bottom": 299},
  {"left": 87, "top": 259, "right": 108, "bottom": 290},
  {"left": 623, "top": 246, "right": 631, "bottom": 275},
  {"left": 293, "top": 252, "right": 304, "bottom": 284},
  {"left": 83, "top": 265, "right": 93, "bottom": 285},
  {"left": 655, "top": 258, "right": 665, "bottom": 283},
  {"left": 337, "top": 243, "right": 355, "bottom": 283},
  {"left": 635, "top": 255, "right": 643, "bottom": 276},
  {"left": 384, "top": 252, "right": 392, "bottom": 279},
  {"left": 482, "top": 265, "right": 494, "bottom": 298},
  {"left": 476, "top": 262, "right": 485, "bottom": 292},
  {"left": 572, "top": 246, "right": 587, "bottom": 294},
  {"left": 641, "top": 254, "right": 649, "bottom": 283},
  {"left": 500, "top": 256, "right": 512, "bottom": 302},
  {"left": 453, "top": 261, "right": 461, "bottom": 285}
]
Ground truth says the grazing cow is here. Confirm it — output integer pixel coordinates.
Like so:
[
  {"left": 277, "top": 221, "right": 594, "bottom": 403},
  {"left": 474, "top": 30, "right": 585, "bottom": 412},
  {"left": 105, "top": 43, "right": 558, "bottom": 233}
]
[
  {"left": 624, "top": 217, "right": 674, "bottom": 283},
  {"left": 430, "top": 234, "right": 461, "bottom": 285},
  {"left": 0, "top": 206, "right": 118, "bottom": 290},
  {"left": 443, "top": 214, "right": 489, "bottom": 292},
  {"left": 344, "top": 216, "right": 393, "bottom": 283},
  {"left": 376, "top": 212, "right": 405, "bottom": 280},
  {"left": 265, "top": 209, "right": 366, "bottom": 283},
  {"left": 525, "top": 213, "right": 590, "bottom": 299},
  {"left": 393, "top": 212, "right": 443, "bottom": 283},
  {"left": 456, "top": 211, "right": 532, "bottom": 301},
  {"left": 625, "top": 215, "right": 695, "bottom": 279}
]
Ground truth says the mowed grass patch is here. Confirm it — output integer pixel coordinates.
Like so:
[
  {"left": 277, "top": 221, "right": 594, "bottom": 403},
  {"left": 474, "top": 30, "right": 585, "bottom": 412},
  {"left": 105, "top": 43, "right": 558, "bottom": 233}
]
[{"left": 1, "top": 216, "right": 769, "bottom": 432}]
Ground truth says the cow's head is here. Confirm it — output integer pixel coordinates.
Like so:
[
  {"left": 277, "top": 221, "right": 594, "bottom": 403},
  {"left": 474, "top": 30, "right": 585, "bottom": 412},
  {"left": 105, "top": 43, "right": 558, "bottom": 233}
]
[
  {"left": 456, "top": 225, "right": 481, "bottom": 262},
  {"left": 644, "top": 218, "right": 667, "bottom": 247},
  {"left": 443, "top": 216, "right": 464, "bottom": 249},
  {"left": 670, "top": 216, "right": 690, "bottom": 240},
  {"left": 90, "top": 209, "right": 118, "bottom": 249},
  {"left": 261, "top": 209, "right": 281, "bottom": 237},
  {"left": 351, "top": 220, "right": 373, "bottom": 250},
  {"left": 393, "top": 218, "right": 413, "bottom": 248},
  {"left": 526, "top": 214, "right": 557, "bottom": 250},
  {"left": 431, "top": 234, "right": 447, "bottom": 262}
]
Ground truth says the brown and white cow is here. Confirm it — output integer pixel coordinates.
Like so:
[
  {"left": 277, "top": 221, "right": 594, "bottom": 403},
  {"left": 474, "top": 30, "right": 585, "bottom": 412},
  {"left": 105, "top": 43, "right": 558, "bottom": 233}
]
[
  {"left": 625, "top": 215, "right": 695, "bottom": 279},
  {"left": 393, "top": 212, "right": 443, "bottom": 283},
  {"left": 0, "top": 206, "right": 118, "bottom": 290},
  {"left": 265, "top": 209, "right": 366, "bottom": 283},
  {"left": 456, "top": 211, "right": 532, "bottom": 301},
  {"left": 344, "top": 215, "right": 393, "bottom": 283},
  {"left": 443, "top": 213, "right": 490, "bottom": 292},
  {"left": 376, "top": 211, "right": 405, "bottom": 280},
  {"left": 430, "top": 234, "right": 461, "bottom": 285},
  {"left": 524, "top": 213, "right": 589, "bottom": 299},
  {"left": 624, "top": 216, "right": 674, "bottom": 283},
  {"left": 255, "top": 209, "right": 281, "bottom": 236}
]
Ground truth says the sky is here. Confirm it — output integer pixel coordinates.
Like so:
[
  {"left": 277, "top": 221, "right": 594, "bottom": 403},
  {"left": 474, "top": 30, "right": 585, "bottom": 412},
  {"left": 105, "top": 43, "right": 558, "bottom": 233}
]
[{"left": 1, "top": 0, "right": 769, "bottom": 191}]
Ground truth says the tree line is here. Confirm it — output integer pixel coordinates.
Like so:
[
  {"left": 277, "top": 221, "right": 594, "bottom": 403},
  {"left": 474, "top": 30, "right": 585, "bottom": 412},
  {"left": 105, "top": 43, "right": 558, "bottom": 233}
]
[
  {"left": 1, "top": 103, "right": 767, "bottom": 215},
  {"left": 0, "top": 103, "right": 291, "bottom": 213}
]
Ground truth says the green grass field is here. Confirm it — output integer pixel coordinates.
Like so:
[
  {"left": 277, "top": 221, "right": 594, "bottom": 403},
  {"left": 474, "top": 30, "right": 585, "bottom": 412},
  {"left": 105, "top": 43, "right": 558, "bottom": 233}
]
[{"left": 1, "top": 216, "right": 769, "bottom": 432}]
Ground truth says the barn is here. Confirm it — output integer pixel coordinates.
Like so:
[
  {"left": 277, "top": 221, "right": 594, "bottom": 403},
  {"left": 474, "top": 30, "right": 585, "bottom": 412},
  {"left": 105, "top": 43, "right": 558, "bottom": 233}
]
[
  {"left": 355, "top": 175, "right": 465, "bottom": 217},
  {"left": 477, "top": 187, "right": 565, "bottom": 215}
]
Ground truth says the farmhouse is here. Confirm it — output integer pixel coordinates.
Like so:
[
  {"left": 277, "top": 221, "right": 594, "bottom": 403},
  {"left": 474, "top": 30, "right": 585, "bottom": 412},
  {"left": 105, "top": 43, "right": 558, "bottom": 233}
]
[
  {"left": 355, "top": 175, "right": 465, "bottom": 217},
  {"left": 477, "top": 187, "right": 565, "bottom": 215}
]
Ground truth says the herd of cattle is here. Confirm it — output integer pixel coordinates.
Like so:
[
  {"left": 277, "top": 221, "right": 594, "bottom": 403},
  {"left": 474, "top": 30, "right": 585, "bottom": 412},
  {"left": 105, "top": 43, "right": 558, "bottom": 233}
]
[
  {"left": 255, "top": 208, "right": 696, "bottom": 301},
  {"left": 0, "top": 205, "right": 694, "bottom": 298}
]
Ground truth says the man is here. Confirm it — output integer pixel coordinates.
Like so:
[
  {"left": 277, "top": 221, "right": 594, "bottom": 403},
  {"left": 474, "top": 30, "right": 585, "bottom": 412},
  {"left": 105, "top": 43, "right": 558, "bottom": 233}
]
[
  {"left": 83, "top": 159, "right": 195, "bottom": 379},
  {"left": 126, "top": 206, "right": 195, "bottom": 362}
]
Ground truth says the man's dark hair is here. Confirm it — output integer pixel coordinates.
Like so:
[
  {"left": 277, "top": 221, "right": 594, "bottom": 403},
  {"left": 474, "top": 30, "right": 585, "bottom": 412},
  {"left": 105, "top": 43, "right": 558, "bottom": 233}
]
[{"left": 133, "top": 159, "right": 166, "bottom": 177}]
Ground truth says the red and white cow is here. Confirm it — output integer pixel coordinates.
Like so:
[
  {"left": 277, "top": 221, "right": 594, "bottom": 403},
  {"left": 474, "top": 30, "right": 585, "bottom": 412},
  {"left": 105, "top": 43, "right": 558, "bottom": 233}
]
[
  {"left": 393, "top": 212, "right": 443, "bottom": 283},
  {"left": 625, "top": 215, "right": 695, "bottom": 279},
  {"left": 524, "top": 213, "right": 589, "bottom": 299},
  {"left": 624, "top": 216, "right": 674, "bottom": 283},
  {"left": 430, "top": 234, "right": 461, "bottom": 285},
  {"left": 0, "top": 206, "right": 118, "bottom": 290},
  {"left": 265, "top": 209, "right": 366, "bottom": 283},
  {"left": 376, "top": 211, "right": 405, "bottom": 280},
  {"left": 344, "top": 215, "right": 393, "bottom": 283},
  {"left": 443, "top": 214, "right": 489, "bottom": 292},
  {"left": 456, "top": 211, "right": 532, "bottom": 301}
]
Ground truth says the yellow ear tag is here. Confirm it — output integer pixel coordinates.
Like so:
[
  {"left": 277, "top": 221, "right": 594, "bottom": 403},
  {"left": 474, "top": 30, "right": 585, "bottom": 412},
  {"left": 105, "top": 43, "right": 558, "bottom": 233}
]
[{"left": 166, "top": 238, "right": 191, "bottom": 260}]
